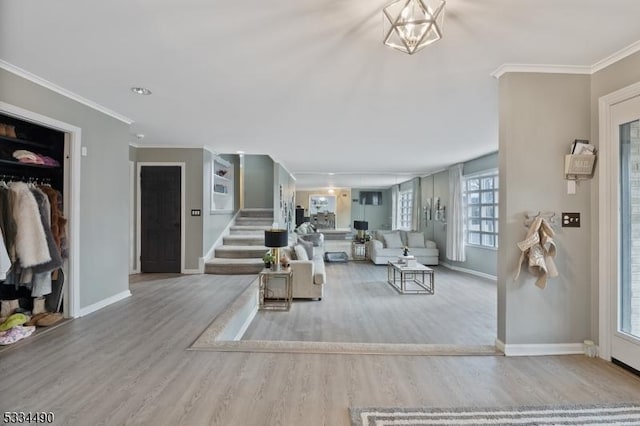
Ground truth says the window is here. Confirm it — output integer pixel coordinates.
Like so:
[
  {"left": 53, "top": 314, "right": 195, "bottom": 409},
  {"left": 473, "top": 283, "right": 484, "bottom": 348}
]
[
  {"left": 398, "top": 190, "right": 413, "bottom": 230},
  {"left": 464, "top": 172, "right": 499, "bottom": 248}
]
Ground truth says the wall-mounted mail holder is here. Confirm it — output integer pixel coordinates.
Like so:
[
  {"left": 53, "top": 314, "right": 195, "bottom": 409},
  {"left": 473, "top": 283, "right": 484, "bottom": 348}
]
[{"left": 565, "top": 154, "right": 596, "bottom": 180}]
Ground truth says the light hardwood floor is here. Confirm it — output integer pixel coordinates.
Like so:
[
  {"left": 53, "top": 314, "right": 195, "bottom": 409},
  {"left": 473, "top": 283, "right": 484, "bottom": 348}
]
[
  {"left": 244, "top": 263, "right": 496, "bottom": 344},
  {"left": 0, "top": 273, "right": 639, "bottom": 426}
]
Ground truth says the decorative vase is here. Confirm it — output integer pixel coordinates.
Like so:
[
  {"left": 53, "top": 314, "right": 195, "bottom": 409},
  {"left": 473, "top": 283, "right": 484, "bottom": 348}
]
[
  {"left": 403, "top": 248, "right": 409, "bottom": 256},
  {"left": 264, "top": 262, "right": 271, "bottom": 269}
]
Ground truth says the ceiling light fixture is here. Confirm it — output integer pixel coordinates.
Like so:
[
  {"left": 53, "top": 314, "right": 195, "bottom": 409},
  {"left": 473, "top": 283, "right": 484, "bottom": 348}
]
[
  {"left": 130, "top": 87, "right": 152, "bottom": 95},
  {"left": 383, "top": 0, "right": 445, "bottom": 55}
]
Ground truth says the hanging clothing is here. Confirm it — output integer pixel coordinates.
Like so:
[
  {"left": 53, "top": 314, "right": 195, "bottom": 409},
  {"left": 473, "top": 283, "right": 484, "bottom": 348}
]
[
  {"left": 0, "top": 229, "right": 10, "bottom": 280},
  {"left": 30, "top": 188, "right": 62, "bottom": 274},
  {"left": 0, "top": 182, "right": 66, "bottom": 297},
  {"left": 0, "top": 187, "right": 17, "bottom": 262},
  {"left": 9, "top": 182, "right": 51, "bottom": 268},
  {"left": 39, "top": 186, "right": 67, "bottom": 258},
  {"left": 514, "top": 216, "right": 558, "bottom": 289}
]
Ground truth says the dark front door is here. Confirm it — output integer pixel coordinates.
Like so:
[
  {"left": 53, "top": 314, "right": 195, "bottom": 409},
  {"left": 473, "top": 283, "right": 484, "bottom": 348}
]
[{"left": 140, "top": 166, "right": 181, "bottom": 273}]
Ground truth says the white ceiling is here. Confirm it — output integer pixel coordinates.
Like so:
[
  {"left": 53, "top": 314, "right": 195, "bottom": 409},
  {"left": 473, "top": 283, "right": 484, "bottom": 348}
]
[{"left": 2, "top": 0, "right": 640, "bottom": 189}]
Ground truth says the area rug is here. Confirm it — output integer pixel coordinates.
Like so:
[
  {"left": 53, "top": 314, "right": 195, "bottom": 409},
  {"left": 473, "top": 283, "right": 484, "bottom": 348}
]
[{"left": 349, "top": 403, "right": 640, "bottom": 425}]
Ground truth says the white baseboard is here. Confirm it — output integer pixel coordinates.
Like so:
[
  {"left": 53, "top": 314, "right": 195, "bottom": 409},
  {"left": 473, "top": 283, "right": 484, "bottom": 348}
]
[
  {"left": 495, "top": 339, "right": 585, "bottom": 356},
  {"left": 441, "top": 262, "right": 497, "bottom": 280},
  {"left": 182, "top": 268, "right": 202, "bottom": 275},
  {"left": 233, "top": 304, "right": 258, "bottom": 341},
  {"left": 78, "top": 290, "right": 132, "bottom": 317}
]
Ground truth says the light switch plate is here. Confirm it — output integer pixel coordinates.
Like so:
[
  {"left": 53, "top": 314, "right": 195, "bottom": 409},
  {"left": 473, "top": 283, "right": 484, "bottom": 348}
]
[{"left": 562, "top": 212, "right": 580, "bottom": 227}]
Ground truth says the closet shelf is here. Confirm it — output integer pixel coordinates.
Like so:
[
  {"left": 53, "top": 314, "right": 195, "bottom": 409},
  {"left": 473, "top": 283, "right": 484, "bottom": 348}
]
[
  {"left": 214, "top": 174, "right": 231, "bottom": 183},
  {"left": 0, "top": 159, "right": 60, "bottom": 170},
  {"left": 0, "top": 134, "right": 50, "bottom": 150},
  {"left": 213, "top": 191, "right": 230, "bottom": 196}
]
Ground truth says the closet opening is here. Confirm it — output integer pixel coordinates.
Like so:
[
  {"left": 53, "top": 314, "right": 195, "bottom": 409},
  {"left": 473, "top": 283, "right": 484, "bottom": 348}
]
[{"left": 0, "top": 103, "right": 81, "bottom": 347}]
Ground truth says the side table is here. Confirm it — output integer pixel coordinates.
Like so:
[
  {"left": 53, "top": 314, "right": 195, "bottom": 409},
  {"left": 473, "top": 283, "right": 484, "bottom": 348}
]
[
  {"left": 258, "top": 268, "right": 293, "bottom": 311},
  {"left": 351, "top": 241, "right": 369, "bottom": 261}
]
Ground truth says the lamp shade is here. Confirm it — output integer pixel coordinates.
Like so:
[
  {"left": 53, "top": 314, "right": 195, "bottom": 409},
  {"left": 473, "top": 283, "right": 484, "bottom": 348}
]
[
  {"left": 265, "top": 229, "right": 289, "bottom": 248},
  {"left": 354, "top": 220, "right": 369, "bottom": 231}
]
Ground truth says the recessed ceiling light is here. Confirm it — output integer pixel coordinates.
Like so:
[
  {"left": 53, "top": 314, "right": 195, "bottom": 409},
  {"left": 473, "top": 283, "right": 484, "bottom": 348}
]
[
  {"left": 131, "top": 87, "right": 152, "bottom": 95},
  {"left": 328, "top": 173, "right": 335, "bottom": 175}
]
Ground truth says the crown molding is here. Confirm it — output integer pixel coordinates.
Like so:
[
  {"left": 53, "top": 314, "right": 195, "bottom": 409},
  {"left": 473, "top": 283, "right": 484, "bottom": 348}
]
[
  {"left": 0, "top": 60, "right": 134, "bottom": 124},
  {"left": 491, "top": 64, "right": 591, "bottom": 79},
  {"left": 591, "top": 39, "right": 640, "bottom": 73},
  {"left": 134, "top": 144, "right": 212, "bottom": 150},
  {"left": 492, "top": 39, "right": 640, "bottom": 79}
]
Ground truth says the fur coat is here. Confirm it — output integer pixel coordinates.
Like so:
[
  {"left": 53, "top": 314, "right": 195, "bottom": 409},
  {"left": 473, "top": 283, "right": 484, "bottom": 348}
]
[
  {"left": 30, "top": 188, "right": 62, "bottom": 274},
  {"left": 9, "top": 182, "right": 51, "bottom": 268}
]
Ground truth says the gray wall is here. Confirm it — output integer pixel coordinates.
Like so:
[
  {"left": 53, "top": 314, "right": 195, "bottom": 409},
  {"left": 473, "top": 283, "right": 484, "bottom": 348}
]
[
  {"left": 420, "top": 175, "right": 435, "bottom": 240},
  {"left": 589, "top": 51, "right": 640, "bottom": 342},
  {"left": 202, "top": 151, "right": 239, "bottom": 256},
  {"left": 432, "top": 171, "right": 449, "bottom": 262},
  {"left": 273, "top": 163, "right": 296, "bottom": 231},
  {"left": 350, "top": 188, "right": 392, "bottom": 231},
  {"left": 0, "top": 68, "right": 130, "bottom": 308},
  {"left": 135, "top": 148, "right": 204, "bottom": 270},
  {"left": 244, "top": 155, "right": 274, "bottom": 208},
  {"left": 498, "top": 73, "right": 591, "bottom": 345}
]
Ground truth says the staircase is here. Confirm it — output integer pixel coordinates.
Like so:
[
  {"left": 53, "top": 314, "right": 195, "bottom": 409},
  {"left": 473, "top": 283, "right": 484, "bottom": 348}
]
[{"left": 205, "top": 208, "right": 273, "bottom": 275}]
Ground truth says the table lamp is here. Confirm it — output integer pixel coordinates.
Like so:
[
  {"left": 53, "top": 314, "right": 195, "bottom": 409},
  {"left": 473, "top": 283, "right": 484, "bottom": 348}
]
[
  {"left": 264, "top": 229, "right": 289, "bottom": 271},
  {"left": 354, "top": 220, "right": 368, "bottom": 242}
]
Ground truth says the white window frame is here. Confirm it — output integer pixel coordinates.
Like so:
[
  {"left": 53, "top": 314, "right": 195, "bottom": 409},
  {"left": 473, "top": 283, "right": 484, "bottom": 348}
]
[
  {"left": 463, "top": 170, "right": 499, "bottom": 249},
  {"left": 397, "top": 190, "right": 413, "bottom": 230}
]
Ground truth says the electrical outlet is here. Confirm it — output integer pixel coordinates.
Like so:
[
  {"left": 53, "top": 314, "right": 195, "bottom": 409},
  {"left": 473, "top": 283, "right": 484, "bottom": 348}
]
[
  {"left": 191, "top": 209, "right": 201, "bottom": 217},
  {"left": 562, "top": 212, "right": 580, "bottom": 227}
]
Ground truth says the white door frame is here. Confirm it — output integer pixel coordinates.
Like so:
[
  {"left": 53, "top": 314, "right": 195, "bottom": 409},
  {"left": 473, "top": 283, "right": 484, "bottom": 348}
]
[
  {"left": 598, "top": 80, "right": 640, "bottom": 361},
  {"left": 0, "top": 101, "right": 82, "bottom": 318},
  {"left": 129, "top": 161, "right": 137, "bottom": 274},
  {"left": 136, "top": 162, "right": 186, "bottom": 274}
]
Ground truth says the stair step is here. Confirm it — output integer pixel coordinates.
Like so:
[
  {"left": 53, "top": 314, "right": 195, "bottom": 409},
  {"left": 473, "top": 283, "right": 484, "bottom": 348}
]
[
  {"left": 239, "top": 208, "right": 274, "bottom": 218},
  {"left": 235, "top": 217, "right": 273, "bottom": 226},
  {"left": 230, "top": 225, "right": 271, "bottom": 234},
  {"left": 223, "top": 235, "right": 265, "bottom": 246},
  {"left": 205, "top": 258, "right": 264, "bottom": 275},
  {"left": 215, "top": 245, "right": 268, "bottom": 259}
]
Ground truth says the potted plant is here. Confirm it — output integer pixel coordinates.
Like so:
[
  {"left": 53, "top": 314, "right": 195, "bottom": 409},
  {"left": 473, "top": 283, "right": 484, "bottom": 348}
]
[{"left": 262, "top": 252, "right": 276, "bottom": 269}]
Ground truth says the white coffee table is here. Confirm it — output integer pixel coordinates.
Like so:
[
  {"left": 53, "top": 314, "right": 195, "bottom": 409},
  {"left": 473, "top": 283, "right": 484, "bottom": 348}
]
[{"left": 386, "top": 261, "right": 434, "bottom": 294}]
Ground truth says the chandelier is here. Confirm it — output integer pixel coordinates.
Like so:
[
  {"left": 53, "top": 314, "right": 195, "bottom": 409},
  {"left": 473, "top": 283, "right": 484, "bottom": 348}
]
[{"left": 383, "top": 0, "right": 445, "bottom": 55}]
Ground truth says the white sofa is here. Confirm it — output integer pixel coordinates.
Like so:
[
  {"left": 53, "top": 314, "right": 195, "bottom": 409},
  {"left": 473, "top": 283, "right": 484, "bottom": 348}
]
[
  {"left": 368, "top": 230, "right": 439, "bottom": 265},
  {"left": 282, "top": 238, "right": 325, "bottom": 300}
]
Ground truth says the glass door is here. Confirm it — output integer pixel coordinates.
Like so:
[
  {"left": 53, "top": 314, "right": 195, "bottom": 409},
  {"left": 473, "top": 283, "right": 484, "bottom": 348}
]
[{"left": 611, "top": 96, "right": 640, "bottom": 371}]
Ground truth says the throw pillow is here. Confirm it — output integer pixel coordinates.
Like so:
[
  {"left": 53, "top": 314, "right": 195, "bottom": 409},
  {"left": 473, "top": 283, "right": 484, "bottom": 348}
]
[
  {"left": 282, "top": 246, "right": 296, "bottom": 261},
  {"left": 407, "top": 232, "right": 425, "bottom": 248},
  {"left": 295, "top": 223, "right": 307, "bottom": 234},
  {"left": 382, "top": 232, "right": 403, "bottom": 249},
  {"left": 297, "top": 238, "right": 314, "bottom": 259},
  {"left": 294, "top": 244, "right": 309, "bottom": 261}
]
